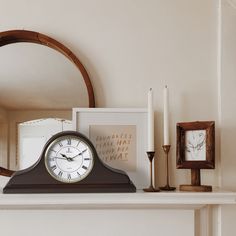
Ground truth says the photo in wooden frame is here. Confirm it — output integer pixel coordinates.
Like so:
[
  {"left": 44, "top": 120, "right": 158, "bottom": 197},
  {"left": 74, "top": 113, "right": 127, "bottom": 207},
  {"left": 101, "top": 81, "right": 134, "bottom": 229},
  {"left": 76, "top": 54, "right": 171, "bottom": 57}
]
[{"left": 176, "top": 121, "right": 215, "bottom": 192}]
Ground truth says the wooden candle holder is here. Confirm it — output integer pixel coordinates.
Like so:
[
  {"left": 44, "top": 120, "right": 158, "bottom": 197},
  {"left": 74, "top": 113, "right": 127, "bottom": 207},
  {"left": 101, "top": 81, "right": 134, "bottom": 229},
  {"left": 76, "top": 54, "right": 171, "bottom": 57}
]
[
  {"left": 143, "top": 152, "right": 160, "bottom": 192},
  {"left": 160, "top": 145, "right": 176, "bottom": 191}
]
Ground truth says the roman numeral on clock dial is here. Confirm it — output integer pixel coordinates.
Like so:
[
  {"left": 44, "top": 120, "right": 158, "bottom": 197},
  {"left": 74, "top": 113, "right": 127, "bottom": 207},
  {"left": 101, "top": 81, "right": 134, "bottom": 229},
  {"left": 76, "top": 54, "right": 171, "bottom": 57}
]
[
  {"left": 67, "top": 138, "right": 71, "bottom": 145},
  {"left": 58, "top": 142, "right": 63, "bottom": 147},
  {"left": 51, "top": 165, "right": 57, "bottom": 171},
  {"left": 67, "top": 174, "right": 71, "bottom": 180}
]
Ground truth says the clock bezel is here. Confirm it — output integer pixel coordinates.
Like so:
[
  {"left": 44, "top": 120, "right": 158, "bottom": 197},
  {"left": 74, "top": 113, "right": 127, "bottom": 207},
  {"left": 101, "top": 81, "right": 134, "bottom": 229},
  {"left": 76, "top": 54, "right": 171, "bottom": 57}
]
[{"left": 44, "top": 134, "right": 94, "bottom": 183}]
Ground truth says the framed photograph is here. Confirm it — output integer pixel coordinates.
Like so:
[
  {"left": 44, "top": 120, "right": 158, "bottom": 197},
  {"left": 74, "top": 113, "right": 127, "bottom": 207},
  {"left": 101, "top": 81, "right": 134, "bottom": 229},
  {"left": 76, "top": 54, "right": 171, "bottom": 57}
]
[
  {"left": 72, "top": 108, "right": 149, "bottom": 189},
  {"left": 176, "top": 121, "right": 215, "bottom": 169}
]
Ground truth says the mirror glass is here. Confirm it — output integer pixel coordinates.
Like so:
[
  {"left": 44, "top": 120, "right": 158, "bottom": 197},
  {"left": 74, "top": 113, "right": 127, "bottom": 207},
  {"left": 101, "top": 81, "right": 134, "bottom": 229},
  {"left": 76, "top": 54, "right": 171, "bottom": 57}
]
[
  {"left": 0, "top": 43, "right": 89, "bottom": 109},
  {"left": 0, "top": 42, "right": 92, "bottom": 170},
  {"left": 18, "top": 118, "right": 72, "bottom": 169}
]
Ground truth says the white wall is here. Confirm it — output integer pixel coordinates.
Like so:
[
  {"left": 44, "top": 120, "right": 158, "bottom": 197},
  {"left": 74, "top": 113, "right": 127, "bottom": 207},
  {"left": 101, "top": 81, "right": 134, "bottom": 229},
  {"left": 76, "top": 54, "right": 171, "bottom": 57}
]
[
  {"left": 0, "top": 0, "right": 219, "bottom": 187},
  {"left": 0, "top": 0, "right": 235, "bottom": 235},
  {"left": 221, "top": 0, "right": 236, "bottom": 234},
  {"left": 221, "top": 0, "right": 236, "bottom": 191}
]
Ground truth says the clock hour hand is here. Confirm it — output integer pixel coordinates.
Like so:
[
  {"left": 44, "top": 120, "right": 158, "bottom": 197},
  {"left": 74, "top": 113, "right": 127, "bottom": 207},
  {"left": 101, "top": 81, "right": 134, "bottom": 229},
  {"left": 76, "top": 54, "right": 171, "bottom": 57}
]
[{"left": 60, "top": 153, "right": 73, "bottom": 162}]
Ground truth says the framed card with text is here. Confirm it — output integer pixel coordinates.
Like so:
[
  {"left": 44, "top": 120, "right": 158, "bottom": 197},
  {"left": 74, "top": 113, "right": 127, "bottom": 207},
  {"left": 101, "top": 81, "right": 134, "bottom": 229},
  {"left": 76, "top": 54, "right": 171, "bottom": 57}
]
[
  {"left": 176, "top": 121, "right": 215, "bottom": 192},
  {"left": 72, "top": 108, "right": 149, "bottom": 189}
]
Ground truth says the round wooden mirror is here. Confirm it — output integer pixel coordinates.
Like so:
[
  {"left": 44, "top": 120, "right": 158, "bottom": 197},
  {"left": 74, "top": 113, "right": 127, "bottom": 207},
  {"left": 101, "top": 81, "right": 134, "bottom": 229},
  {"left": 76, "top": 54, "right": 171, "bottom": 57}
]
[{"left": 0, "top": 29, "right": 95, "bottom": 108}]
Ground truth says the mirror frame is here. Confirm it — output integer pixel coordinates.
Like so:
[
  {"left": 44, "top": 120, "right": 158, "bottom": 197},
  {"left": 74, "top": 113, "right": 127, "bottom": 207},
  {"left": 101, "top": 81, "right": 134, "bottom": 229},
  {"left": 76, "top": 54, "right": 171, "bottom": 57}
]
[
  {"left": 0, "top": 30, "right": 96, "bottom": 176},
  {"left": 0, "top": 29, "right": 95, "bottom": 107}
]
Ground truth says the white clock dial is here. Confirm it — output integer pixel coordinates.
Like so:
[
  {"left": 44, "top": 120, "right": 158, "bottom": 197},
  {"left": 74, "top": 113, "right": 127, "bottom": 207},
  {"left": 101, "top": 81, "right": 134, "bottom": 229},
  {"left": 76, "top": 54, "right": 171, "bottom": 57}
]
[
  {"left": 45, "top": 135, "right": 94, "bottom": 183},
  {"left": 185, "top": 130, "right": 206, "bottom": 161}
]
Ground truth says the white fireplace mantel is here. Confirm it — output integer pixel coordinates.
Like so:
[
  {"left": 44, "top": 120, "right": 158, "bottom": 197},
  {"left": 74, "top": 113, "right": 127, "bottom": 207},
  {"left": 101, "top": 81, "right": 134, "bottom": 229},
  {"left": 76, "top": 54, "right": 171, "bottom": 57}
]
[
  {"left": 0, "top": 189, "right": 235, "bottom": 210},
  {"left": 0, "top": 186, "right": 235, "bottom": 236}
]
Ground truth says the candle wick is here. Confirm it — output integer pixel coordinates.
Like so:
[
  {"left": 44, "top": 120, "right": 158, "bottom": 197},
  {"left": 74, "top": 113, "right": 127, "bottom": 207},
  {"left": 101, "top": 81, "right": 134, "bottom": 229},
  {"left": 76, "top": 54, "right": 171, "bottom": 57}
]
[
  {"left": 149, "top": 88, "right": 152, "bottom": 91},
  {"left": 165, "top": 85, "right": 168, "bottom": 89}
]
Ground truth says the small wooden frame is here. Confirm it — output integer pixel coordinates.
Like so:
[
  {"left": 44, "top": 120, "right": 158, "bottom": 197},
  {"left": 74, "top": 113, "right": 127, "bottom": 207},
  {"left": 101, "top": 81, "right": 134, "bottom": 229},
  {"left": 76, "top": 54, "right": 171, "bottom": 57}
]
[{"left": 176, "top": 121, "right": 215, "bottom": 192}]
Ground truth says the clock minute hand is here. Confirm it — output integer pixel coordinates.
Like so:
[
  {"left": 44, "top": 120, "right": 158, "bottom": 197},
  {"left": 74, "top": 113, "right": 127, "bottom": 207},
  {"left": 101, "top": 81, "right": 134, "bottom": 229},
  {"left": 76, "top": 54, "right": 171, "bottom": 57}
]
[
  {"left": 54, "top": 156, "right": 68, "bottom": 161},
  {"left": 71, "top": 149, "right": 87, "bottom": 159},
  {"left": 79, "top": 149, "right": 87, "bottom": 155}
]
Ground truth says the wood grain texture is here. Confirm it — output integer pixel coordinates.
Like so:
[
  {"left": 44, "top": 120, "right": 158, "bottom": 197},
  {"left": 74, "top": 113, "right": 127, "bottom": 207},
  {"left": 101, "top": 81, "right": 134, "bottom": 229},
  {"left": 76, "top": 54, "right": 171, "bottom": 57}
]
[
  {"left": 179, "top": 184, "right": 212, "bottom": 192},
  {"left": 179, "top": 169, "right": 212, "bottom": 192},
  {"left": 0, "top": 29, "right": 95, "bottom": 107},
  {"left": 176, "top": 121, "right": 215, "bottom": 169},
  {"left": 0, "top": 167, "right": 15, "bottom": 177}
]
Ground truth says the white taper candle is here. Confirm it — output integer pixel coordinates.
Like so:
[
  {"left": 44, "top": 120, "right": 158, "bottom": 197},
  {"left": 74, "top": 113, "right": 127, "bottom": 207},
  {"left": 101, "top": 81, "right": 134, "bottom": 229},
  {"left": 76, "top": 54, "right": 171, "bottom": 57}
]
[
  {"left": 164, "top": 85, "right": 169, "bottom": 145},
  {"left": 148, "top": 88, "right": 154, "bottom": 151}
]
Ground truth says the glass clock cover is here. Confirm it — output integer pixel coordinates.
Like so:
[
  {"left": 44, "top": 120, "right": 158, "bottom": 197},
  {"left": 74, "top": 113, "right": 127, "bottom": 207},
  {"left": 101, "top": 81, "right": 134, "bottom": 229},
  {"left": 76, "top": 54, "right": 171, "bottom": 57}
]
[{"left": 45, "top": 135, "right": 94, "bottom": 183}]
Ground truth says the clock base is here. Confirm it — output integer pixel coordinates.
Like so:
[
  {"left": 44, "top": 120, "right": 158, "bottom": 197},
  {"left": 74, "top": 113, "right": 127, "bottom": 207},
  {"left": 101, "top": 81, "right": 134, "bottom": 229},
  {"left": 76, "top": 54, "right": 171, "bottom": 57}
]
[
  {"left": 3, "top": 183, "right": 136, "bottom": 193},
  {"left": 179, "top": 184, "right": 212, "bottom": 192}
]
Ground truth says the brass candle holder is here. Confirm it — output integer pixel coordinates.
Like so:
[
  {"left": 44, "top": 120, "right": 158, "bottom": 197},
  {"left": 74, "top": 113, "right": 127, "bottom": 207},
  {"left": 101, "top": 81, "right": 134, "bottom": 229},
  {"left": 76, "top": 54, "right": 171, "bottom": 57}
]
[
  {"left": 143, "top": 151, "right": 160, "bottom": 192},
  {"left": 160, "top": 145, "right": 176, "bottom": 191}
]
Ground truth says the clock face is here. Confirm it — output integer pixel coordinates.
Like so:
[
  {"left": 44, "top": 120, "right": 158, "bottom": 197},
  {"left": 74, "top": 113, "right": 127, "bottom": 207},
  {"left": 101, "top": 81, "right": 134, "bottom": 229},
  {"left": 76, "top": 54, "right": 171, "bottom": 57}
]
[
  {"left": 45, "top": 135, "right": 94, "bottom": 183},
  {"left": 185, "top": 130, "right": 206, "bottom": 161}
]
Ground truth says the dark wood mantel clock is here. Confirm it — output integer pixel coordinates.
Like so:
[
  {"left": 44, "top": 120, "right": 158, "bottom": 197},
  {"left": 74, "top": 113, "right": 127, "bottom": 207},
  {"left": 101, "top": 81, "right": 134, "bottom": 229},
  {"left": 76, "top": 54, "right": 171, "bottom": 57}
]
[
  {"left": 176, "top": 121, "right": 215, "bottom": 192},
  {"left": 3, "top": 131, "right": 136, "bottom": 193}
]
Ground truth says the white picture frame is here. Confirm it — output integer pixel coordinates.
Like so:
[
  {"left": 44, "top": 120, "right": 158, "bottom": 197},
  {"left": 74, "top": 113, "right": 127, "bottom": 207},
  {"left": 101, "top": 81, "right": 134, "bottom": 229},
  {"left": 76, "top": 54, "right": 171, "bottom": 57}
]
[{"left": 72, "top": 108, "right": 149, "bottom": 189}]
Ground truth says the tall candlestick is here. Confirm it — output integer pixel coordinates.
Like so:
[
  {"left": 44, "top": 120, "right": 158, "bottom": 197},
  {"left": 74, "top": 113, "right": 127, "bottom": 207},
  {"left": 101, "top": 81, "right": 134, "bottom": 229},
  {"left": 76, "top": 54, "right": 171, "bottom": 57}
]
[
  {"left": 148, "top": 88, "right": 154, "bottom": 151},
  {"left": 164, "top": 86, "right": 169, "bottom": 145}
]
